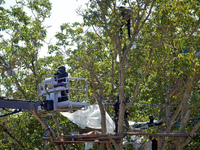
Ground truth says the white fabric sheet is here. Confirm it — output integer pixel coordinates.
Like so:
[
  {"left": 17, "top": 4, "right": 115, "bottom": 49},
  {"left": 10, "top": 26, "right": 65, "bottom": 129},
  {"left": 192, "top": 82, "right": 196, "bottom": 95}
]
[{"left": 61, "top": 104, "right": 115, "bottom": 133}]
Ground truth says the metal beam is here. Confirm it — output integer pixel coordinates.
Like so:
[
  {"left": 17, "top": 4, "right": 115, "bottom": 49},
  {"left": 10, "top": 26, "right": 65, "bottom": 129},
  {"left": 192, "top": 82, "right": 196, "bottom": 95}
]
[
  {"left": 124, "top": 132, "right": 190, "bottom": 137},
  {"left": 0, "top": 97, "right": 42, "bottom": 110}
]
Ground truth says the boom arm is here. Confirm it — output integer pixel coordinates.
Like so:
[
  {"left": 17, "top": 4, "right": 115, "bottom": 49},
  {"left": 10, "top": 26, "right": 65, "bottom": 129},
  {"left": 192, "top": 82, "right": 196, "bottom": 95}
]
[
  {"left": 0, "top": 75, "right": 89, "bottom": 114},
  {"left": 0, "top": 97, "right": 42, "bottom": 110}
]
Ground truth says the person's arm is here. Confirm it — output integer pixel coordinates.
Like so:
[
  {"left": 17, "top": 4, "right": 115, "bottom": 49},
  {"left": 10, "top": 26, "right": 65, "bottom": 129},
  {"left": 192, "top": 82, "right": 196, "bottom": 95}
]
[
  {"left": 54, "top": 72, "right": 58, "bottom": 80},
  {"left": 112, "top": 101, "right": 116, "bottom": 110},
  {"left": 112, "top": 105, "right": 115, "bottom": 110}
]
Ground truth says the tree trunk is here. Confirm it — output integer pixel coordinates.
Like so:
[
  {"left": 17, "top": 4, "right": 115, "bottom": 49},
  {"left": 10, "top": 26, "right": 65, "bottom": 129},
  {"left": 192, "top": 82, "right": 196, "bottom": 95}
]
[
  {"left": 31, "top": 110, "right": 61, "bottom": 150},
  {"left": 52, "top": 114, "right": 66, "bottom": 150},
  {"left": 117, "top": 61, "right": 126, "bottom": 150}
]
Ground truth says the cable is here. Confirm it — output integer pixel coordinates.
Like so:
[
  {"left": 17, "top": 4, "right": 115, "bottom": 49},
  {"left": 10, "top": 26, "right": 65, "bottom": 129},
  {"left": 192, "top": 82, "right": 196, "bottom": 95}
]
[{"left": 0, "top": 109, "right": 22, "bottom": 118}]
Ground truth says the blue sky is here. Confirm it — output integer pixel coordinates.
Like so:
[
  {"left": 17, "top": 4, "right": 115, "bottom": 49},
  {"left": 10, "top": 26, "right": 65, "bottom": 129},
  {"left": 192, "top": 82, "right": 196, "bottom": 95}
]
[{"left": 2, "top": 0, "right": 88, "bottom": 57}]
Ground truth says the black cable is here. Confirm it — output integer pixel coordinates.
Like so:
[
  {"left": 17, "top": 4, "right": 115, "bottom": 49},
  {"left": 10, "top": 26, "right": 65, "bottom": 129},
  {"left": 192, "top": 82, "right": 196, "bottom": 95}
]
[{"left": 0, "top": 109, "right": 22, "bottom": 118}]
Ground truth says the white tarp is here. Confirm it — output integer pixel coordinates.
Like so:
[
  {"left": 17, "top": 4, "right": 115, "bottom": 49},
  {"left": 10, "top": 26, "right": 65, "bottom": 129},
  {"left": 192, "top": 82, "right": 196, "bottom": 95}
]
[{"left": 61, "top": 104, "right": 115, "bottom": 133}]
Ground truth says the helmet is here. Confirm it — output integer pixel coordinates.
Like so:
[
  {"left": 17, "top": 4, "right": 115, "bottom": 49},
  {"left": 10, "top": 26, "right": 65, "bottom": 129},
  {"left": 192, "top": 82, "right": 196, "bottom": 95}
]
[
  {"left": 149, "top": 115, "right": 154, "bottom": 121},
  {"left": 58, "top": 65, "right": 66, "bottom": 71},
  {"left": 117, "top": 93, "right": 119, "bottom": 100}
]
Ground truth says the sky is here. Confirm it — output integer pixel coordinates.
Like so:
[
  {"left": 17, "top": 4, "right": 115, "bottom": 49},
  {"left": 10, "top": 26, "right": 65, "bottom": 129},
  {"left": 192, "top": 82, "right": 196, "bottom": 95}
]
[
  {"left": 42, "top": 0, "right": 88, "bottom": 57},
  {"left": 2, "top": 0, "right": 88, "bottom": 57}
]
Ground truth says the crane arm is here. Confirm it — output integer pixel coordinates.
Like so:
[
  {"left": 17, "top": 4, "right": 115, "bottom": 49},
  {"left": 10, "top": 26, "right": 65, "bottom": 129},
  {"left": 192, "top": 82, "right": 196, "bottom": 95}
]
[{"left": 0, "top": 97, "right": 42, "bottom": 110}]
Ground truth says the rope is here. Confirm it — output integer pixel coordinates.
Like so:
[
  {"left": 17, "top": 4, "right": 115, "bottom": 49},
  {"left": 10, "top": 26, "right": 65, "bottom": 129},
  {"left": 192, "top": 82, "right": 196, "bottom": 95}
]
[
  {"left": 132, "top": 102, "right": 166, "bottom": 106},
  {"left": 45, "top": 129, "right": 48, "bottom": 150},
  {"left": 43, "top": 128, "right": 51, "bottom": 150}
]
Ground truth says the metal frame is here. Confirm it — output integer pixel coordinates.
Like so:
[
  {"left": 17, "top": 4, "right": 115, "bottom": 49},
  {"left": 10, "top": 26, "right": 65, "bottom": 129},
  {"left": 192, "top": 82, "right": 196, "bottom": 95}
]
[
  {"left": 0, "top": 75, "right": 89, "bottom": 113},
  {"left": 38, "top": 75, "right": 88, "bottom": 112},
  {"left": 0, "top": 97, "right": 42, "bottom": 110}
]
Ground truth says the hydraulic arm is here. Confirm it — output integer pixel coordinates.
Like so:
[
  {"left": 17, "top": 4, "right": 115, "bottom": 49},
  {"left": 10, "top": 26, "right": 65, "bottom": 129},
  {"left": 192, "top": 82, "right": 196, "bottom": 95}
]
[
  {"left": 0, "top": 97, "right": 42, "bottom": 110},
  {"left": 0, "top": 97, "right": 54, "bottom": 117},
  {"left": 0, "top": 74, "right": 89, "bottom": 117}
]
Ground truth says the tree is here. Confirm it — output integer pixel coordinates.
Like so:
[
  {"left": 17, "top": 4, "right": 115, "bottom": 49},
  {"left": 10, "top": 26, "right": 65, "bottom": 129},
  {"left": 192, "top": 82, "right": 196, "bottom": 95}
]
[
  {"left": 0, "top": 0, "right": 199, "bottom": 149},
  {"left": 51, "top": 0, "right": 200, "bottom": 149},
  {"left": 0, "top": 0, "right": 69, "bottom": 150}
]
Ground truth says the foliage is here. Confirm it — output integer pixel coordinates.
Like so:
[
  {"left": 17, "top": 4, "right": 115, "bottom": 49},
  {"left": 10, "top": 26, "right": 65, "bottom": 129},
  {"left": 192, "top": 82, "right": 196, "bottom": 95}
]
[
  {"left": 51, "top": 0, "right": 200, "bottom": 149},
  {"left": 0, "top": 0, "right": 200, "bottom": 150}
]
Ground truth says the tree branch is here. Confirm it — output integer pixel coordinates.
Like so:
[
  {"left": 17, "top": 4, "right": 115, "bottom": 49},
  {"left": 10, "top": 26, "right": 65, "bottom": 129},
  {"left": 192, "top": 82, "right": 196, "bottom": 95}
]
[{"left": 0, "top": 124, "right": 26, "bottom": 150}]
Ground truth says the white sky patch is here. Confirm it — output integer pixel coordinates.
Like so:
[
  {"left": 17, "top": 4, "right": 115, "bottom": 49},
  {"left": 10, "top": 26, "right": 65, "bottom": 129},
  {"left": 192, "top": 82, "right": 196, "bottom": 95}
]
[
  {"left": 40, "top": 0, "right": 88, "bottom": 57},
  {"left": 2, "top": 0, "right": 88, "bottom": 57}
]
